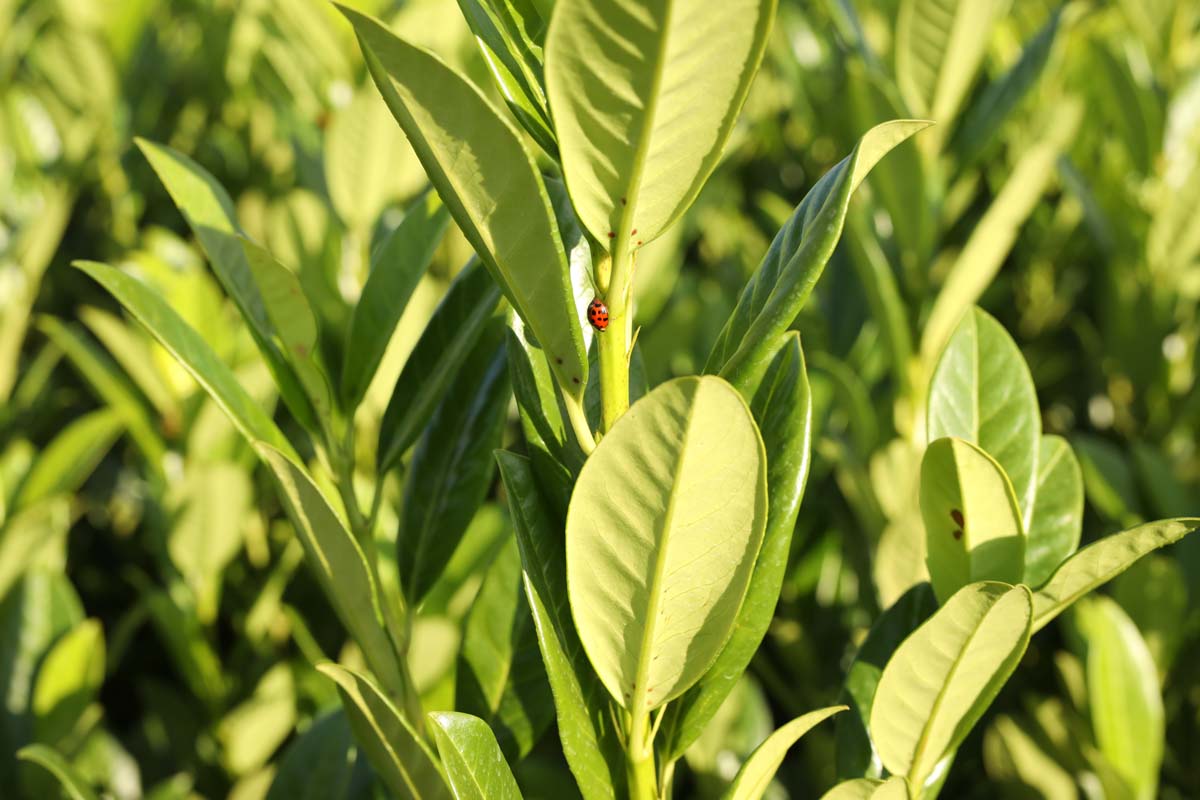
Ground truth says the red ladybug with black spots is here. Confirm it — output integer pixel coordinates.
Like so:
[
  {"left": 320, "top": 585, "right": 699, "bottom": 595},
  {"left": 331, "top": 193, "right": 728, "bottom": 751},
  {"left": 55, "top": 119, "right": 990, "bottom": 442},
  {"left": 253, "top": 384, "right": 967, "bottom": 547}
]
[{"left": 587, "top": 298, "right": 609, "bottom": 332}]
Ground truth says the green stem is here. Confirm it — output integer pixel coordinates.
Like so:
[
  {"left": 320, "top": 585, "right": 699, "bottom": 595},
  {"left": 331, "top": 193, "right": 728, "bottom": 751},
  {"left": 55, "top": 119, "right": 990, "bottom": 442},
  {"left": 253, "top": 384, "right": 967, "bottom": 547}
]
[{"left": 625, "top": 711, "right": 659, "bottom": 800}]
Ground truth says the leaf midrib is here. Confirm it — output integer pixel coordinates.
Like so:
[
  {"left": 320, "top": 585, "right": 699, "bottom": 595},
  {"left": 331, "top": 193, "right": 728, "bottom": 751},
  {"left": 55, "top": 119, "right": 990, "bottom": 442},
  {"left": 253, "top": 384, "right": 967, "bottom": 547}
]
[{"left": 631, "top": 384, "right": 696, "bottom": 716}]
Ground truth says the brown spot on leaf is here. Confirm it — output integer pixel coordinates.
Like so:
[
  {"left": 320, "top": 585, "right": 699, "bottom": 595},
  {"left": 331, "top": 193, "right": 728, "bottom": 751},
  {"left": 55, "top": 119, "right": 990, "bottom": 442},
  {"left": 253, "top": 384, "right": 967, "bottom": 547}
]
[
  {"left": 952, "top": 529, "right": 963, "bottom": 540},
  {"left": 572, "top": 377, "right": 581, "bottom": 384},
  {"left": 950, "top": 508, "right": 964, "bottom": 527}
]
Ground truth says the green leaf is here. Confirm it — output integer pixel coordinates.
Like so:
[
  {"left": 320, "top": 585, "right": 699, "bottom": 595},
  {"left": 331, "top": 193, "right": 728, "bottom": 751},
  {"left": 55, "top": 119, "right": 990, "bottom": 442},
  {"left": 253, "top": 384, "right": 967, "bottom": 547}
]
[
  {"left": 428, "top": 711, "right": 523, "bottom": 800},
  {"left": 870, "top": 582, "right": 1032, "bottom": 788},
  {"left": 0, "top": 500, "right": 70, "bottom": 601},
  {"left": 339, "top": 5, "right": 587, "bottom": 401},
  {"left": 707, "top": 120, "right": 932, "bottom": 393},
  {"left": 135, "top": 139, "right": 318, "bottom": 430},
  {"left": 266, "top": 710, "right": 362, "bottom": 800},
  {"left": 835, "top": 583, "right": 939, "bottom": 780},
  {"left": 1030, "top": 518, "right": 1200, "bottom": 633},
  {"left": 341, "top": 192, "right": 450, "bottom": 410},
  {"left": 660, "top": 333, "right": 812, "bottom": 758},
  {"left": 400, "top": 329, "right": 510, "bottom": 606},
  {"left": 950, "top": 7, "right": 1064, "bottom": 169},
  {"left": 169, "top": 462, "right": 252, "bottom": 623},
  {"left": 31, "top": 619, "right": 104, "bottom": 746},
  {"left": 320, "top": 664, "right": 450, "bottom": 800},
  {"left": 566, "top": 376, "right": 767, "bottom": 713},
  {"left": 72, "top": 261, "right": 295, "bottom": 459},
  {"left": 919, "top": 100, "right": 1081, "bottom": 363},
  {"left": 378, "top": 259, "right": 501, "bottom": 474},
  {"left": 16, "top": 408, "right": 122, "bottom": 509},
  {"left": 927, "top": 307, "right": 1040, "bottom": 529},
  {"left": 895, "top": 0, "right": 1006, "bottom": 132},
  {"left": 0, "top": 572, "right": 82, "bottom": 785},
  {"left": 496, "top": 452, "right": 623, "bottom": 799},
  {"left": 456, "top": 0, "right": 556, "bottom": 156},
  {"left": 256, "top": 447, "right": 408, "bottom": 701},
  {"left": 239, "top": 238, "right": 333, "bottom": 421},
  {"left": 819, "top": 776, "right": 909, "bottom": 800},
  {"left": 1072, "top": 434, "right": 1141, "bottom": 526},
  {"left": 721, "top": 706, "right": 845, "bottom": 800},
  {"left": 78, "top": 306, "right": 179, "bottom": 422},
  {"left": 1024, "top": 435, "right": 1083, "bottom": 587},
  {"left": 545, "top": 0, "right": 776, "bottom": 249},
  {"left": 920, "top": 438, "right": 1026, "bottom": 602},
  {"left": 1075, "top": 597, "right": 1163, "bottom": 800},
  {"left": 36, "top": 317, "right": 166, "bottom": 475},
  {"left": 16, "top": 744, "right": 98, "bottom": 800},
  {"left": 457, "top": 539, "right": 552, "bottom": 759},
  {"left": 216, "top": 664, "right": 296, "bottom": 776}
]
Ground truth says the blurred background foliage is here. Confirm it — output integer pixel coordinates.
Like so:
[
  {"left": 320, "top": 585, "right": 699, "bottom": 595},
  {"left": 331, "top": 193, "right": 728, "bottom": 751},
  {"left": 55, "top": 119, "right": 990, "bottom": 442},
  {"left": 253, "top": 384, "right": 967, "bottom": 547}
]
[{"left": 1, "top": 0, "right": 1198, "bottom": 797}]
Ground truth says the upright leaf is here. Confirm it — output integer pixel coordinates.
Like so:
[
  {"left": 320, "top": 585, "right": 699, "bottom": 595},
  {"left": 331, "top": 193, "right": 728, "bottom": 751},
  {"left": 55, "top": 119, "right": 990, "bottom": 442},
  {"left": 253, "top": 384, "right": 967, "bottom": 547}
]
[
  {"left": 428, "top": 711, "right": 523, "bottom": 800},
  {"left": 927, "top": 307, "right": 1040, "bottom": 528},
  {"left": 339, "top": 6, "right": 588, "bottom": 400},
  {"left": 456, "top": 539, "right": 552, "bottom": 759},
  {"left": 31, "top": 619, "right": 105, "bottom": 746},
  {"left": 870, "top": 582, "right": 1032, "bottom": 789},
  {"left": 1030, "top": 518, "right": 1200, "bottom": 633},
  {"left": 660, "top": 333, "right": 812, "bottom": 758},
  {"left": 320, "top": 665, "right": 450, "bottom": 800},
  {"left": 73, "top": 261, "right": 295, "bottom": 458},
  {"left": 16, "top": 408, "right": 122, "bottom": 509},
  {"left": 341, "top": 192, "right": 450, "bottom": 409},
  {"left": 1075, "top": 597, "right": 1163, "bottom": 800},
  {"left": 921, "top": 438, "right": 1026, "bottom": 602},
  {"left": 1024, "top": 435, "right": 1083, "bottom": 587},
  {"left": 496, "top": 452, "right": 623, "bottom": 799},
  {"left": 257, "top": 447, "right": 408, "bottom": 701},
  {"left": 721, "top": 706, "right": 845, "bottom": 800},
  {"left": 706, "top": 121, "right": 931, "bottom": 393},
  {"left": 16, "top": 745, "right": 98, "bottom": 800},
  {"left": 895, "top": 0, "right": 1007, "bottom": 132},
  {"left": 566, "top": 376, "right": 767, "bottom": 713},
  {"left": 545, "top": 0, "right": 776, "bottom": 249},
  {"left": 399, "top": 330, "right": 510, "bottom": 606},
  {"left": 377, "top": 259, "right": 501, "bottom": 473}
]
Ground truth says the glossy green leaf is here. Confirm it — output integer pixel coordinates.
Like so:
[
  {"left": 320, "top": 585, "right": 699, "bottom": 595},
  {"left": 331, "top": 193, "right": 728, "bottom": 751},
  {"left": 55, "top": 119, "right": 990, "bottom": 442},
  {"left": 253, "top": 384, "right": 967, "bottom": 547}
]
[
  {"left": 16, "top": 745, "right": 98, "bottom": 800},
  {"left": 457, "top": 539, "right": 552, "bottom": 759},
  {"left": 36, "top": 317, "right": 165, "bottom": 474},
  {"left": 895, "top": 0, "right": 1006, "bottom": 131},
  {"left": 927, "top": 307, "right": 1040, "bottom": 528},
  {"left": 950, "top": 7, "right": 1064, "bottom": 168},
  {"left": 566, "top": 376, "right": 767, "bottom": 713},
  {"left": 320, "top": 664, "right": 450, "bottom": 800},
  {"left": 266, "top": 710, "right": 362, "bottom": 800},
  {"left": 428, "top": 711, "right": 523, "bottom": 800},
  {"left": 340, "top": 5, "right": 587, "bottom": 400},
  {"left": 400, "top": 329, "right": 510, "bottom": 606},
  {"left": 136, "top": 139, "right": 317, "bottom": 429},
  {"left": 1024, "top": 435, "right": 1084, "bottom": 587},
  {"left": 707, "top": 120, "right": 932, "bottom": 393},
  {"left": 1075, "top": 597, "right": 1163, "bottom": 800},
  {"left": 457, "top": 0, "right": 556, "bottom": 156},
  {"left": 871, "top": 582, "right": 1032, "bottom": 788},
  {"left": 239, "top": 238, "right": 333, "bottom": 420},
  {"left": 341, "top": 192, "right": 450, "bottom": 409},
  {"left": 256, "top": 447, "right": 408, "bottom": 701},
  {"left": 378, "top": 259, "right": 501, "bottom": 473},
  {"left": 72, "top": 261, "right": 295, "bottom": 459},
  {"left": 820, "top": 776, "right": 909, "bottom": 800},
  {"left": 721, "top": 706, "right": 845, "bottom": 800},
  {"left": 660, "top": 333, "right": 812, "bottom": 758},
  {"left": 31, "top": 619, "right": 104, "bottom": 746},
  {"left": 545, "top": 0, "right": 775, "bottom": 249},
  {"left": 1030, "top": 518, "right": 1200, "bottom": 633},
  {"left": 835, "top": 583, "right": 939, "bottom": 780},
  {"left": 16, "top": 408, "right": 122, "bottom": 509},
  {"left": 920, "top": 438, "right": 1026, "bottom": 602},
  {"left": 0, "top": 572, "right": 82, "bottom": 785},
  {"left": 496, "top": 452, "right": 623, "bottom": 799}
]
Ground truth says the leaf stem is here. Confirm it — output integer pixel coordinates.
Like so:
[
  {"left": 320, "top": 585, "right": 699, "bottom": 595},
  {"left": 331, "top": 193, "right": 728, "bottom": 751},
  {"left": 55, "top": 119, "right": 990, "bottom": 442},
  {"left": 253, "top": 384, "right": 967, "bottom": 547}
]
[{"left": 625, "top": 710, "right": 659, "bottom": 800}]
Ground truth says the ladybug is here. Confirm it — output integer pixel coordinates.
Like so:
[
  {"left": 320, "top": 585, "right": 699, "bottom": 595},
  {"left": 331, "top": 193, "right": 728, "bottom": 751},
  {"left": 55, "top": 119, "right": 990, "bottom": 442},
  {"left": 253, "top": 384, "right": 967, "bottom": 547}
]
[{"left": 587, "top": 298, "right": 609, "bottom": 332}]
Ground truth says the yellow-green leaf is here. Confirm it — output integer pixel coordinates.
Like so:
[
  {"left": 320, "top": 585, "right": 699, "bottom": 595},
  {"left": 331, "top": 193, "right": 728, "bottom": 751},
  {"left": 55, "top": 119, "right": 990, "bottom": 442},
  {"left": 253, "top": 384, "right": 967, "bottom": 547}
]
[
  {"left": 721, "top": 706, "right": 845, "bottom": 800},
  {"left": 428, "top": 711, "right": 523, "bottom": 800}
]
